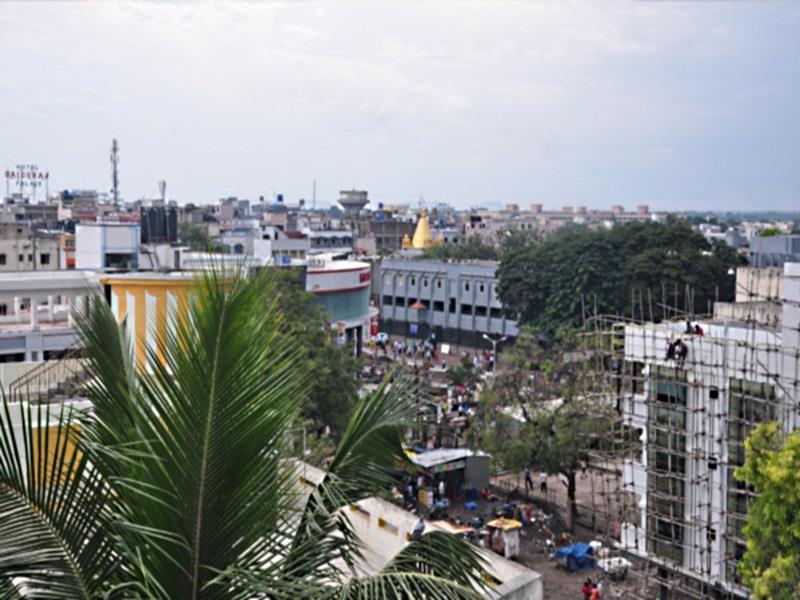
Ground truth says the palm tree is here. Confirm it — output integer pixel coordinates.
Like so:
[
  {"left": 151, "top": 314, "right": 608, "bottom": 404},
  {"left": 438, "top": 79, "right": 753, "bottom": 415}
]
[{"left": 0, "top": 269, "right": 485, "bottom": 599}]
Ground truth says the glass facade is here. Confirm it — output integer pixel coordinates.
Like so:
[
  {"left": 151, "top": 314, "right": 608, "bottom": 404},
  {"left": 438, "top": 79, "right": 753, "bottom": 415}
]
[
  {"left": 724, "top": 378, "right": 775, "bottom": 584},
  {"left": 313, "top": 287, "right": 370, "bottom": 322},
  {"left": 647, "top": 366, "right": 687, "bottom": 565}
]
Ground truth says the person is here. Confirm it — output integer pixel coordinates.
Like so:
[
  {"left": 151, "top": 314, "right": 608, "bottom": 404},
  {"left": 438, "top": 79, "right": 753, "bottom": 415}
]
[
  {"left": 582, "top": 578, "right": 594, "bottom": 600},
  {"left": 674, "top": 338, "right": 687, "bottom": 368},
  {"left": 666, "top": 339, "right": 676, "bottom": 360},
  {"left": 685, "top": 319, "right": 693, "bottom": 334},
  {"left": 596, "top": 580, "right": 605, "bottom": 598},
  {"left": 524, "top": 502, "right": 533, "bottom": 524},
  {"left": 539, "top": 471, "right": 548, "bottom": 494},
  {"left": 411, "top": 516, "right": 425, "bottom": 541},
  {"left": 438, "top": 479, "right": 446, "bottom": 500},
  {"left": 694, "top": 323, "right": 704, "bottom": 336},
  {"left": 524, "top": 467, "right": 534, "bottom": 493},
  {"left": 589, "top": 585, "right": 600, "bottom": 600}
]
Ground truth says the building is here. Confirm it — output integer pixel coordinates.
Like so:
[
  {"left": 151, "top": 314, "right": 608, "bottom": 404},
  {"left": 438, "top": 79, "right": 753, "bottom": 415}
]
[
  {"left": 0, "top": 223, "right": 60, "bottom": 272},
  {"left": 75, "top": 223, "right": 140, "bottom": 270},
  {"left": 618, "top": 262, "right": 800, "bottom": 598},
  {"left": 299, "top": 462, "right": 543, "bottom": 599},
  {"left": 0, "top": 270, "right": 95, "bottom": 363},
  {"left": 748, "top": 234, "right": 800, "bottom": 267},
  {"left": 305, "top": 256, "right": 377, "bottom": 355},
  {"left": 99, "top": 271, "right": 196, "bottom": 369},
  {"left": 100, "top": 256, "right": 376, "bottom": 364},
  {"left": 379, "top": 258, "right": 518, "bottom": 347},
  {"left": 305, "top": 230, "right": 354, "bottom": 255}
]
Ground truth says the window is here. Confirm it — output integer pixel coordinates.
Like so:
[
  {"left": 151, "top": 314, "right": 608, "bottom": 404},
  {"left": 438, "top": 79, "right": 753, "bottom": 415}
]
[
  {"left": 0, "top": 304, "right": 6, "bottom": 315},
  {"left": 382, "top": 295, "right": 393, "bottom": 306},
  {"left": 40, "top": 253, "right": 50, "bottom": 265},
  {"left": 461, "top": 304, "right": 473, "bottom": 315},
  {"left": 423, "top": 278, "right": 428, "bottom": 288},
  {"left": 463, "top": 280, "right": 470, "bottom": 292},
  {"left": 385, "top": 275, "right": 393, "bottom": 286},
  {"left": 490, "top": 307, "right": 502, "bottom": 319},
  {"left": 27, "top": 254, "right": 32, "bottom": 262},
  {"left": 394, "top": 297, "right": 405, "bottom": 307},
  {"left": 479, "top": 283, "right": 485, "bottom": 293},
  {"left": 449, "top": 298, "right": 457, "bottom": 314},
  {"left": 433, "top": 301, "right": 444, "bottom": 312},
  {"left": 436, "top": 279, "right": 443, "bottom": 289},
  {"left": 18, "top": 254, "right": 24, "bottom": 262},
  {"left": 475, "top": 305, "right": 487, "bottom": 317},
  {"left": 410, "top": 277, "right": 416, "bottom": 286},
  {"left": 0, "top": 254, "right": 5, "bottom": 265}
]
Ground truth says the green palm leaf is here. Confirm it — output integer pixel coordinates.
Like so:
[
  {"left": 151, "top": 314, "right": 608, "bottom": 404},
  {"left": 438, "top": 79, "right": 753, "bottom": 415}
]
[{"left": 0, "top": 399, "right": 116, "bottom": 598}]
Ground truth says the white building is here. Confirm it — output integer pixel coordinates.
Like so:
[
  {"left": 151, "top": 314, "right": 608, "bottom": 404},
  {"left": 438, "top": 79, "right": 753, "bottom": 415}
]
[
  {"left": 619, "top": 263, "right": 800, "bottom": 598},
  {"left": 75, "top": 223, "right": 140, "bottom": 270}
]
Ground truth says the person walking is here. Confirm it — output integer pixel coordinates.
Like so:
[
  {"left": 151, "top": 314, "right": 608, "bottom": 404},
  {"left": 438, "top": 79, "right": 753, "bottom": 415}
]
[
  {"left": 582, "top": 578, "right": 594, "bottom": 600},
  {"left": 539, "top": 471, "right": 548, "bottom": 495},
  {"left": 524, "top": 467, "right": 534, "bottom": 494}
]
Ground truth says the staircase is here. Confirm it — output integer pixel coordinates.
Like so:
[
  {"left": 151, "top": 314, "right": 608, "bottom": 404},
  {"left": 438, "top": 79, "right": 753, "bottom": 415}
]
[{"left": 7, "top": 348, "right": 88, "bottom": 404}]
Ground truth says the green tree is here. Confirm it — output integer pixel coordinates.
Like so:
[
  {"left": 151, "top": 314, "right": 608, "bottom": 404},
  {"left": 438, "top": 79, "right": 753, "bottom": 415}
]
[
  {"left": 179, "top": 221, "right": 221, "bottom": 252},
  {"left": 468, "top": 329, "right": 613, "bottom": 530},
  {"left": 497, "top": 220, "right": 743, "bottom": 336},
  {"left": 758, "top": 226, "right": 781, "bottom": 237},
  {"left": 0, "top": 269, "right": 486, "bottom": 598},
  {"left": 734, "top": 422, "right": 800, "bottom": 600},
  {"left": 420, "top": 236, "right": 499, "bottom": 261},
  {"left": 271, "top": 268, "right": 361, "bottom": 439}
]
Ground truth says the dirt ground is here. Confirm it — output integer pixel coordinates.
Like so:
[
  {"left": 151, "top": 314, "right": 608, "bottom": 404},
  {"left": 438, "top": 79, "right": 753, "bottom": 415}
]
[{"left": 433, "top": 466, "right": 646, "bottom": 599}]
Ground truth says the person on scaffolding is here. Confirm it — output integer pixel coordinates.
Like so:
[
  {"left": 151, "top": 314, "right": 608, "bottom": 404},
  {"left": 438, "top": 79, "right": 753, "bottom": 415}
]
[{"left": 674, "top": 338, "right": 688, "bottom": 368}]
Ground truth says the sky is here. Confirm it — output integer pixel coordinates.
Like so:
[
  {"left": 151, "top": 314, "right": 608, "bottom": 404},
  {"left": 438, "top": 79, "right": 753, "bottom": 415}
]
[{"left": 1, "top": 1, "right": 799, "bottom": 212}]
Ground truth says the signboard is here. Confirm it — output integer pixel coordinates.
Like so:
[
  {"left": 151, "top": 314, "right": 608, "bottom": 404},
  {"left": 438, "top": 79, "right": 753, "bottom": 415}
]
[
  {"left": 409, "top": 323, "right": 418, "bottom": 336},
  {"left": 5, "top": 164, "right": 49, "bottom": 198},
  {"left": 431, "top": 459, "right": 466, "bottom": 474}
]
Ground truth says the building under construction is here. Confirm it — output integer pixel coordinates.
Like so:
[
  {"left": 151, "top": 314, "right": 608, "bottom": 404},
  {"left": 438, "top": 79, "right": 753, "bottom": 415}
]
[{"left": 581, "top": 264, "right": 799, "bottom": 598}]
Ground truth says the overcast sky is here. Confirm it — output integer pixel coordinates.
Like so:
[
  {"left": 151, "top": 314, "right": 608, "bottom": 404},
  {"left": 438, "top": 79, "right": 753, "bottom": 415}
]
[{"left": 1, "top": 2, "right": 798, "bottom": 211}]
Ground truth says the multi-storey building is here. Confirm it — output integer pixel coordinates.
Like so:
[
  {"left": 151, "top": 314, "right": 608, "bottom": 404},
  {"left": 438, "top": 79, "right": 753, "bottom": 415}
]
[
  {"left": 0, "top": 223, "right": 60, "bottom": 272},
  {"left": 379, "top": 258, "right": 518, "bottom": 346},
  {"left": 619, "top": 262, "right": 799, "bottom": 598},
  {"left": 75, "top": 223, "right": 140, "bottom": 270},
  {"left": 748, "top": 234, "right": 800, "bottom": 268}
]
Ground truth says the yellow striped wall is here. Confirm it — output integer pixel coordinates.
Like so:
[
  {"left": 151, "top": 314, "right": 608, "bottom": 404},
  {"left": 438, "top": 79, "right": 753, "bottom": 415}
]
[{"left": 99, "top": 276, "right": 195, "bottom": 369}]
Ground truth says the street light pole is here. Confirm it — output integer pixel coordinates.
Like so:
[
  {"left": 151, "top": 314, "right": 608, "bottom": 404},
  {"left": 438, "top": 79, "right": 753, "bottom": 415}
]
[{"left": 482, "top": 334, "right": 507, "bottom": 373}]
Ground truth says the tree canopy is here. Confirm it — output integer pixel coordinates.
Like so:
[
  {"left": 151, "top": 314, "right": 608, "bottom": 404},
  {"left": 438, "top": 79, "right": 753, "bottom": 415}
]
[
  {"left": 419, "top": 236, "right": 499, "bottom": 261},
  {"left": 497, "top": 220, "right": 743, "bottom": 336},
  {"left": 734, "top": 423, "right": 800, "bottom": 600},
  {"left": 466, "top": 329, "right": 614, "bottom": 530},
  {"left": 270, "top": 268, "right": 361, "bottom": 439},
  {"left": 179, "top": 221, "right": 222, "bottom": 252}
]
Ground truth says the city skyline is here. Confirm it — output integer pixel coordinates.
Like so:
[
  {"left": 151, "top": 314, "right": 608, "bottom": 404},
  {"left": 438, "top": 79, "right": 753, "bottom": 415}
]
[{"left": 1, "top": 2, "right": 799, "bottom": 211}]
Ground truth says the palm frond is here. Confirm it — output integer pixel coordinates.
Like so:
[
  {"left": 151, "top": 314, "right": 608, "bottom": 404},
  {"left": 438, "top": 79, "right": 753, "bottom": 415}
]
[
  {"left": 75, "top": 268, "right": 308, "bottom": 599},
  {"left": 327, "top": 373, "right": 416, "bottom": 496},
  {"left": 0, "top": 398, "right": 116, "bottom": 598},
  {"left": 328, "top": 531, "right": 487, "bottom": 599}
]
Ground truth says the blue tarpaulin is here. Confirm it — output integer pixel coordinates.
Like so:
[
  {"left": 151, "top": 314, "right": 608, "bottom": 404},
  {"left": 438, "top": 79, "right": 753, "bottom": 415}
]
[{"left": 555, "top": 543, "right": 595, "bottom": 572}]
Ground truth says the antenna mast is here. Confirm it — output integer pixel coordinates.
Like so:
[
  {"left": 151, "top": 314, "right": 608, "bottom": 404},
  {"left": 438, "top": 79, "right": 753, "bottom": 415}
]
[
  {"left": 110, "top": 139, "right": 120, "bottom": 206},
  {"left": 158, "top": 180, "right": 166, "bottom": 203}
]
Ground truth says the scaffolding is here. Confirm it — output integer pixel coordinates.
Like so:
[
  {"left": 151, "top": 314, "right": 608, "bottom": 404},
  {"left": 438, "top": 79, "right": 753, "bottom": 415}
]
[{"left": 574, "top": 265, "right": 800, "bottom": 599}]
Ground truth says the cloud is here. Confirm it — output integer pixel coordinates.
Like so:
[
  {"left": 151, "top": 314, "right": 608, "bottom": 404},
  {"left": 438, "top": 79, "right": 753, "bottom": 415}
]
[{"left": 0, "top": 1, "right": 797, "bottom": 210}]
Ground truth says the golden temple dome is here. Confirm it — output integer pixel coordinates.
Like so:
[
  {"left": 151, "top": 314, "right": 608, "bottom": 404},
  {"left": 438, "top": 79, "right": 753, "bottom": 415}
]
[{"left": 411, "top": 210, "right": 433, "bottom": 249}]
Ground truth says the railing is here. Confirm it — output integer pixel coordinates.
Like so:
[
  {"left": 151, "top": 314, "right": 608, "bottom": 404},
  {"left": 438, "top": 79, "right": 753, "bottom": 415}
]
[{"left": 7, "top": 347, "right": 87, "bottom": 404}]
